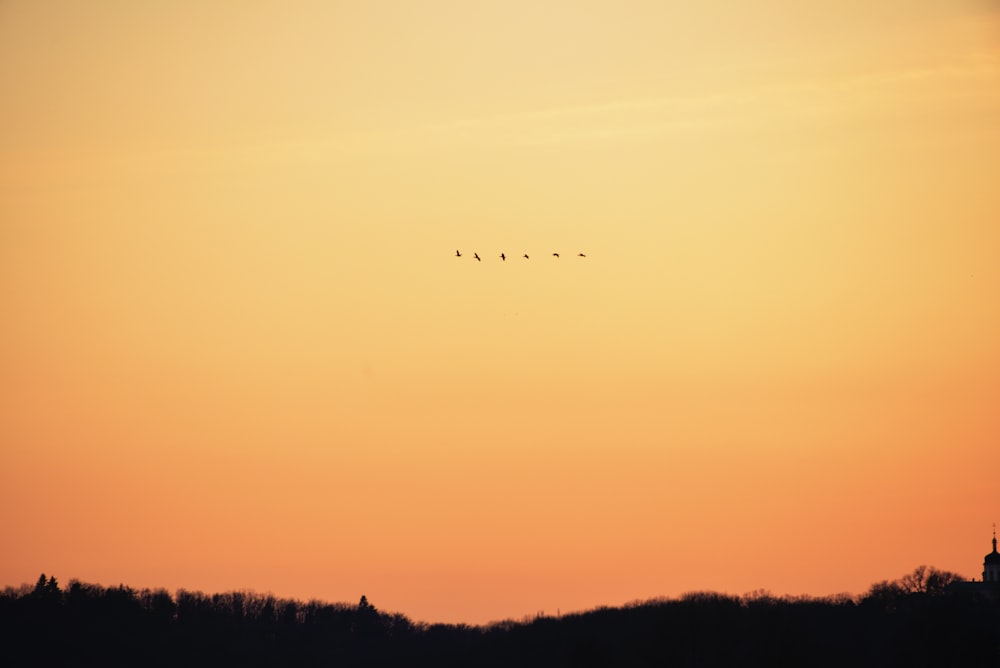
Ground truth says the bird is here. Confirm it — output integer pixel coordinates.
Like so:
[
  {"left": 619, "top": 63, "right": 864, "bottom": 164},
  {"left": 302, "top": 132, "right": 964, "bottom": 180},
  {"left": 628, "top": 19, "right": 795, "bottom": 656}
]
[
  {"left": 523, "top": 254, "right": 529, "bottom": 259},
  {"left": 455, "top": 250, "right": 461, "bottom": 257},
  {"left": 474, "top": 253, "right": 481, "bottom": 261},
  {"left": 577, "top": 253, "right": 586, "bottom": 257},
  {"left": 553, "top": 253, "right": 560, "bottom": 258},
  {"left": 500, "top": 253, "right": 506, "bottom": 261}
]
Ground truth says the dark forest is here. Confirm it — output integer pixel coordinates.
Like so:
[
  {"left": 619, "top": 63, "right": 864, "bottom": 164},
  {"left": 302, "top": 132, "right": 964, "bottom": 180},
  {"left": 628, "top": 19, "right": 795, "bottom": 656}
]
[{"left": 3, "top": 566, "right": 998, "bottom": 667}]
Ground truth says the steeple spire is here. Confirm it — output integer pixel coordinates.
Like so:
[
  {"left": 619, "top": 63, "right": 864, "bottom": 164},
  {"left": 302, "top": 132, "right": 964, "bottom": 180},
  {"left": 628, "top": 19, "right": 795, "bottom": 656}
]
[{"left": 984, "top": 525, "right": 1000, "bottom": 582}]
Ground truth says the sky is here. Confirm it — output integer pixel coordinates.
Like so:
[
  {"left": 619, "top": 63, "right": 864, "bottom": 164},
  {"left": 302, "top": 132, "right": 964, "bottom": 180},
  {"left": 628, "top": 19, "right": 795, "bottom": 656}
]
[{"left": 2, "top": 1, "right": 999, "bottom": 624}]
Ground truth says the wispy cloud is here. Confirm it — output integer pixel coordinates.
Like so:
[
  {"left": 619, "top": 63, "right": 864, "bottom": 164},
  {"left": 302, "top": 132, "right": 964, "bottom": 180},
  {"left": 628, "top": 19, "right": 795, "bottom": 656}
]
[
  {"left": 11, "top": 34, "right": 996, "bottom": 176},
  {"left": 410, "top": 50, "right": 1000, "bottom": 149}
]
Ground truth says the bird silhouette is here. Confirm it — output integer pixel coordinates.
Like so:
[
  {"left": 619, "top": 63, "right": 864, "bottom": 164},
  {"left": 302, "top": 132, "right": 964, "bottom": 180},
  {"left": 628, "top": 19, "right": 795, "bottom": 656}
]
[
  {"left": 474, "top": 253, "right": 481, "bottom": 261},
  {"left": 500, "top": 253, "right": 506, "bottom": 261},
  {"left": 523, "top": 254, "right": 529, "bottom": 259},
  {"left": 577, "top": 253, "right": 586, "bottom": 257},
  {"left": 455, "top": 250, "right": 461, "bottom": 257},
  {"left": 553, "top": 253, "right": 560, "bottom": 258}
]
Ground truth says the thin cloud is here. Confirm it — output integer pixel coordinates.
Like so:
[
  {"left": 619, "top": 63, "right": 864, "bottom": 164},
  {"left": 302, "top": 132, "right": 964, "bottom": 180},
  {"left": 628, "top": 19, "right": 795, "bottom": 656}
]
[
  {"left": 387, "top": 48, "right": 1000, "bottom": 149},
  {"left": 20, "top": 41, "right": 996, "bottom": 170}
]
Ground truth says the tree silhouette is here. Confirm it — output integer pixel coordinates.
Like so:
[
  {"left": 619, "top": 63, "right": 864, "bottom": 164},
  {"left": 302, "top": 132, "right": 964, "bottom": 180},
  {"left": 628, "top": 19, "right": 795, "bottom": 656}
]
[
  {"left": 32, "top": 573, "right": 60, "bottom": 599},
  {"left": 898, "top": 565, "right": 963, "bottom": 595},
  {"left": 2, "top": 569, "right": 998, "bottom": 667}
]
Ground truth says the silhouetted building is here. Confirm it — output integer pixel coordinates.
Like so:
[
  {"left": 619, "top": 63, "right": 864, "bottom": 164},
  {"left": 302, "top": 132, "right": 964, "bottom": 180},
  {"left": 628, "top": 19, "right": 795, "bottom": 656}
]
[
  {"left": 949, "top": 528, "right": 1000, "bottom": 599},
  {"left": 984, "top": 529, "right": 1000, "bottom": 583}
]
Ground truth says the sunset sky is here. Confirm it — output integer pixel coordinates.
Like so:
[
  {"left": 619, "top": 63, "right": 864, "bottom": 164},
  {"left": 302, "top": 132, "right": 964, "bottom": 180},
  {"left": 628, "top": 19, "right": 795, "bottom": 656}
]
[{"left": 2, "top": 1, "right": 999, "bottom": 624}]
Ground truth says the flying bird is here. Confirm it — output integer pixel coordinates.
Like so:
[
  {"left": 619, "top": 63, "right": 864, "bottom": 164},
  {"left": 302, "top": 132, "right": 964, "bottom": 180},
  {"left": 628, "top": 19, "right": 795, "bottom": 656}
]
[
  {"left": 523, "top": 254, "right": 529, "bottom": 259},
  {"left": 455, "top": 250, "right": 461, "bottom": 257},
  {"left": 474, "top": 253, "right": 481, "bottom": 261},
  {"left": 553, "top": 253, "right": 560, "bottom": 258},
  {"left": 577, "top": 253, "right": 586, "bottom": 257},
  {"left": 500, "top": 253, "right": 506, "bottom": 261}
]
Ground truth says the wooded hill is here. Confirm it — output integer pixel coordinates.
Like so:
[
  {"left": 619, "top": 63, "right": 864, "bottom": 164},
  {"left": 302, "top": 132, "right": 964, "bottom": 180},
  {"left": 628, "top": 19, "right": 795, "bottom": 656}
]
[{"left": 3, "top": 566, "right": 997, "bottom": 667}]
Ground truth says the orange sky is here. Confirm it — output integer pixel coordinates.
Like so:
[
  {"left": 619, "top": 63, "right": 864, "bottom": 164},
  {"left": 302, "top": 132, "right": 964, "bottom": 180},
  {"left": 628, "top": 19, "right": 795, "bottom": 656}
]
[{"left": 2, "top": 1, "right": 999, "bottom": 624}]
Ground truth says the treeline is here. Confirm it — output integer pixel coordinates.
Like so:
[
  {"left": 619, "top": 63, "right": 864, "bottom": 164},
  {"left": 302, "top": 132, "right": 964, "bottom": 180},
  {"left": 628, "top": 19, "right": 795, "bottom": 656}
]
[{"left": 2, "top": 567, "right": 998, "bottom": 667}]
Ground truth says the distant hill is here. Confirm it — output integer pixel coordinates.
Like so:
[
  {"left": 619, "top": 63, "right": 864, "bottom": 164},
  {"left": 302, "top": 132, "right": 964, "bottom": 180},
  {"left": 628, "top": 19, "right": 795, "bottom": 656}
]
[{"left": 2, "top": 567, "right": 998, "bottom": 667}]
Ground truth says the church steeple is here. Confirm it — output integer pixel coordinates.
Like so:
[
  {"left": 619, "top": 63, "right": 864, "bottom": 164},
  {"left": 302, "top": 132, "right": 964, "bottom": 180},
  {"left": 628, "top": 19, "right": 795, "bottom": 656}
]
[{"left": 985, "top": 524, "right": 1000, "bottom": 583}]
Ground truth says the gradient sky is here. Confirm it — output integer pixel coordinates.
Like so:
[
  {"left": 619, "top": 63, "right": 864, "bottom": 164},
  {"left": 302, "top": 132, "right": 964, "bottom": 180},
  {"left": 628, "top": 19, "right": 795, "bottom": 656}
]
[{"left": 2, "top": 1, "right": 999, "bottom": 624}]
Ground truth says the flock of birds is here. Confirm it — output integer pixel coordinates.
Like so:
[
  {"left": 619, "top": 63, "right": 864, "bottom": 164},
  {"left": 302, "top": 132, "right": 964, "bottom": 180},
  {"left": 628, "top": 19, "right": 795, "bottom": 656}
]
[{"left": 455, "top": 250, "right": 586, "bottom": 261}]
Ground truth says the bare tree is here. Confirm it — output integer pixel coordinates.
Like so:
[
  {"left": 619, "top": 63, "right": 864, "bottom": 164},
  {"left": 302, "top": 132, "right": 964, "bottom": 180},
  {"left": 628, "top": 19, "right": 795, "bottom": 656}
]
[{"left": 899, "top": 565, "right": 963, "bottom": 595}]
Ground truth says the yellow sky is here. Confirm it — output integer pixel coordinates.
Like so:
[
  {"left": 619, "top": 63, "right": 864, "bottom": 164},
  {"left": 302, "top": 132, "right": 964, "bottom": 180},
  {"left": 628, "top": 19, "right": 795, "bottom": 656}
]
[{"left": 2, "top": 1, "right": 999, "bottom": 623}]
